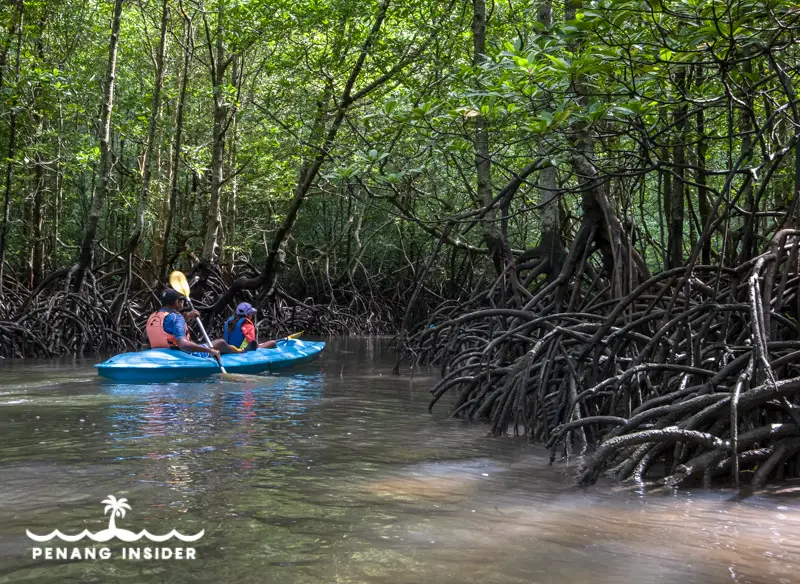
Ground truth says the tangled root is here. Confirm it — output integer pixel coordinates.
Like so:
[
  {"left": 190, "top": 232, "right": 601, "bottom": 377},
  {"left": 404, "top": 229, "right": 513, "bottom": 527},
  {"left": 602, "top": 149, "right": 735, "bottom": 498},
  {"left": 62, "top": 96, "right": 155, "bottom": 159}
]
[{"left": 402, "top": 230, "right": 800, "bottom": 489}]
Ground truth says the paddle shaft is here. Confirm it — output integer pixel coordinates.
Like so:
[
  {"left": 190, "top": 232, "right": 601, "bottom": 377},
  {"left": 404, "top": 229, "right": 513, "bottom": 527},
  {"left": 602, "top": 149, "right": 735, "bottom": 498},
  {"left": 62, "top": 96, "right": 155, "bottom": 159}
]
[{"left": 185, "top": 298, "right": 227, "bottom": 374}]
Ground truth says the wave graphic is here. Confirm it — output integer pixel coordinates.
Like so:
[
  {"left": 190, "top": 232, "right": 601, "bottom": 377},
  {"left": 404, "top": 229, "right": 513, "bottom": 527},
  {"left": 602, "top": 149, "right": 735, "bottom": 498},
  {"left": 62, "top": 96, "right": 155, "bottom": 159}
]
[{"left": 26, "top": 528, "right": 204, "bottom": 543}]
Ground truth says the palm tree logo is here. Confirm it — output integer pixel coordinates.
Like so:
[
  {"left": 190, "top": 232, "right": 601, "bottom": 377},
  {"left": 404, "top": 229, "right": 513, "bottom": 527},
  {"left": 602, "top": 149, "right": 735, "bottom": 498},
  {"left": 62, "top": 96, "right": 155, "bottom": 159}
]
[
  {"left": 100, "top": 496, "right": 132, "bottom": 538},
  {"left": 26, "top": 495, "right": 204, "bottom": 543},
  {"left": 84, "top": 495, "right": 139, "bottom": 542}
]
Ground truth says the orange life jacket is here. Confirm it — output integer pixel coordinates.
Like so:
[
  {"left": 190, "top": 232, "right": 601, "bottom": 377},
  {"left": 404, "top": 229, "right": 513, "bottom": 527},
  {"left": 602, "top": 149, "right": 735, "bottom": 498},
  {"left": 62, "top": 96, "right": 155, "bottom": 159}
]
[{"left": 146, "top": 310, "right": 189, "bottom": 349}]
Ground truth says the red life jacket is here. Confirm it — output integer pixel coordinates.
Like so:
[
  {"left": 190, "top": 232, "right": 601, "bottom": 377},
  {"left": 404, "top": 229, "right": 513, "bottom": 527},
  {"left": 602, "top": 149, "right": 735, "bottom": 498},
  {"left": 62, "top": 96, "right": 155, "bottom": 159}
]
[{"left": 146, "top": 310, "right": 189, "bottom": 349}]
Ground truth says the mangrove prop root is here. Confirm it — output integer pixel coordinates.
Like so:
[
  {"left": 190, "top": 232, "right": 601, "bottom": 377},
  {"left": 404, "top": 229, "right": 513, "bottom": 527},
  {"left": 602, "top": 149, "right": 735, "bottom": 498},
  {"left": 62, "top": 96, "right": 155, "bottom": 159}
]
[
  {"left": 401, "top": 230, "right": 800, "bottom": 490},
  {"left": 1, "top": 258, "right": 396, "bottom": 359}
]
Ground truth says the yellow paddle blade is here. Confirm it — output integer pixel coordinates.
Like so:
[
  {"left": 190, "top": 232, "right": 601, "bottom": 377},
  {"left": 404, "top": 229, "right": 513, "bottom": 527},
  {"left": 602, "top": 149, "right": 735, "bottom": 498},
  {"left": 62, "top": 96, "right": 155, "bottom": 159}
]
[
  {"left": 287, "top": 331, "right": 303, "bottom": 340},
  {"left": 169, "top": 271, "right": 191, "bottom": 299}
]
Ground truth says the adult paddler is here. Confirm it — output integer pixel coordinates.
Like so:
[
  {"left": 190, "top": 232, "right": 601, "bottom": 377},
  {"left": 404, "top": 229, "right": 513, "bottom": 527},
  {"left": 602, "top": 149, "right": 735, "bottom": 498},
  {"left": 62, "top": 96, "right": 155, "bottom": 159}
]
[{"left": 146, "top": 288, "right": 238, "bottom": 356}]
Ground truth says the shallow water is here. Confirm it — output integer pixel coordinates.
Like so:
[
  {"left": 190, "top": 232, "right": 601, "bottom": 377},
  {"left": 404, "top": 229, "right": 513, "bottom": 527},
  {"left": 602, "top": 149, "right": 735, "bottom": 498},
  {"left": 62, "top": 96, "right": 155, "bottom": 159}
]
[{"left": 0, "top": 338, "right": 798, "bottom": 583}]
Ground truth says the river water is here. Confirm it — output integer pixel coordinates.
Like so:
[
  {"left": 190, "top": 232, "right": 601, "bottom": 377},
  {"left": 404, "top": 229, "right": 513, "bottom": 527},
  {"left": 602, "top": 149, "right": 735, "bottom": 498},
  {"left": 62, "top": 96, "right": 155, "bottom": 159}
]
[{"left": 0, "top": 337, "right": 798, "bottom": 583}]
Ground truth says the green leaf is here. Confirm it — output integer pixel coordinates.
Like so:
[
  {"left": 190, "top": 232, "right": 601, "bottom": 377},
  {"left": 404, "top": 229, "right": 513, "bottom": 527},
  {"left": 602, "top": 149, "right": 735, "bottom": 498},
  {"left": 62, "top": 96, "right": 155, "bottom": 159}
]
[{"left": 543, "top": 54, "right": 570, "bottom": 71}]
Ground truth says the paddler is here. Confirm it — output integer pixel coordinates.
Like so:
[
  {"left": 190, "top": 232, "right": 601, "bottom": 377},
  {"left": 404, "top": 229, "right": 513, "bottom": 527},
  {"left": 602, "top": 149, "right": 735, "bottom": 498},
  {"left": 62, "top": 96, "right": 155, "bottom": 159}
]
[
  {"left": 223, "top": 302, "right": 277, "bottom": 352},
  {"left": 146, "top": 289, "right": 238, "bottom": 356}
]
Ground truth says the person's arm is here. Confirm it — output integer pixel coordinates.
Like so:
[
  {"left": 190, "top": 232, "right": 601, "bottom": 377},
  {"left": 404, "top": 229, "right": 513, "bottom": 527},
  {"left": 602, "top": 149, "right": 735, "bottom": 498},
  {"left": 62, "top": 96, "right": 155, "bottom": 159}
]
[
  {"left": 177, "top": 337, "right": 220, "bottom": 356},
  {"left": 172, "top": 313, "right": 220, "bottom": 356}
]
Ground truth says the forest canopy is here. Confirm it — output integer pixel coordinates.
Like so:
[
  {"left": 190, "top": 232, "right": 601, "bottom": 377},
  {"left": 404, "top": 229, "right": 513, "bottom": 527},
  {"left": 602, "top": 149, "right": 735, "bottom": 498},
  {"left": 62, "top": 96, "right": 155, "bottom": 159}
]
[{"left": 0, "top": 0, "right": 795, "bottom": 311}]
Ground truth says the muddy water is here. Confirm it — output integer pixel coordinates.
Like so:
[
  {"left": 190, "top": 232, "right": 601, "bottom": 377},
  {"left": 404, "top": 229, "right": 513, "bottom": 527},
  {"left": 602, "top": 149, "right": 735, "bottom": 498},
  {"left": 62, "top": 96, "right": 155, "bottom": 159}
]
[{"left": 0, "top": 337, "right": 798, "bottom": 583}]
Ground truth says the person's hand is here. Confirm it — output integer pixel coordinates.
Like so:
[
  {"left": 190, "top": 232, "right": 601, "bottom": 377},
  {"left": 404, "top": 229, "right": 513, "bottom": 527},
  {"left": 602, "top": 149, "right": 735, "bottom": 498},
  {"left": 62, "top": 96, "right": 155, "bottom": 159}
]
[
  {"left": 185, "top": 309, "right": 200, "bottom": 320},
  {"left": 208, "top": 348, "right": 221, "bottom": 358}
]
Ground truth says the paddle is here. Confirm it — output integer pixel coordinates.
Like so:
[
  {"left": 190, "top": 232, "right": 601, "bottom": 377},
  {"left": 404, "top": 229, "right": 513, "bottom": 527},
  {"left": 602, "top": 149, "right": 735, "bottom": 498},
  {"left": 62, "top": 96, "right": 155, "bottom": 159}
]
[
  {"left": 169, "top": 270, "right": 229, "bottom": 375},
  {"left": 278, "top": 331, "right": 304, "bottom": 342}
]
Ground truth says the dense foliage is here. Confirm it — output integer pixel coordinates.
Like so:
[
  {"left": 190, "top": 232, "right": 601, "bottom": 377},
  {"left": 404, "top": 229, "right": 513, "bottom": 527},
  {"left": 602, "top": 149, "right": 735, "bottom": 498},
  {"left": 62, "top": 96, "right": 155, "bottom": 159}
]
[{"left": 0, "top": 0, "right": 794, "bottom": 307}]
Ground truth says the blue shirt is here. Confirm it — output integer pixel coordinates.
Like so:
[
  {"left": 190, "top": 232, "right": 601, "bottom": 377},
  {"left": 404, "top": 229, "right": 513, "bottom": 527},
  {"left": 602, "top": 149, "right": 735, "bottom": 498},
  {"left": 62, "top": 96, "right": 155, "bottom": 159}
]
[{"left": 159, "top": 308, "right": 187, "bottom": 340}]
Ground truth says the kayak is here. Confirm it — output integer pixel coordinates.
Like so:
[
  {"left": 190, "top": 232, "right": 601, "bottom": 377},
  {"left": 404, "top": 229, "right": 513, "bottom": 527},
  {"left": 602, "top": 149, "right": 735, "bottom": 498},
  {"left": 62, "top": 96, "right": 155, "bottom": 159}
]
[{"left": 95, "top": 339, "right": 325, "bottom": 383}]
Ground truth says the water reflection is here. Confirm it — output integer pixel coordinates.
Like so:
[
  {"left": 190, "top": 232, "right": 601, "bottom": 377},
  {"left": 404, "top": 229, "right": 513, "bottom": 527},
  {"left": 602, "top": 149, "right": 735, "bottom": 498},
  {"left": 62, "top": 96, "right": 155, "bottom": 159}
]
[{"left": 0, "top": 339, "right": 798, "bottom": 584}]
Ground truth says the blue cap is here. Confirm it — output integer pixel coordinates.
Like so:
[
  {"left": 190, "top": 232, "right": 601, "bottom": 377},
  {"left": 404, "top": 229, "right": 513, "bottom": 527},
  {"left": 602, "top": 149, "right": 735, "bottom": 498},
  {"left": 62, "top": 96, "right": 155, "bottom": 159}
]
[{"left": 236, "top": 302, "right": 256, "bottom": 316}]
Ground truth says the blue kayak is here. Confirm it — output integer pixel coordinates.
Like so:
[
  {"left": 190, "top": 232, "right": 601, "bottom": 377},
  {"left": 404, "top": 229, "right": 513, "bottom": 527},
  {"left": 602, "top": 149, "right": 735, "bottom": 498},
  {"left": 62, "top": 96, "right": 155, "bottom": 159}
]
[{"left": 95, "top": 339, "right": 325, "bottom": 383}]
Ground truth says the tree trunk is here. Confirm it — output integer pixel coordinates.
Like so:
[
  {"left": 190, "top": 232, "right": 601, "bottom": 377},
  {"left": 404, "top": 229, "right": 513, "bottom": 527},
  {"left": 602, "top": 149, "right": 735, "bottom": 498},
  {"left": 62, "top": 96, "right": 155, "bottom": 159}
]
[
  {"left": 737, "top": 59, "right": 756, "bottom": 264},
  {"left": 31, "top": 152, "right": 44, "bottom": 287},
  {"left": 472, "top": 0, "right": 503, "bottom": 275},
  {"left": 696, "top": 67, "right": 710, "bottom": 265},
  {"left": 69, "top": 0, "right": 124, "bottom": 292},
  {"left": 534, "top": 0, "right": 564, "bottom": 282},
  {"left": 0, "top": 7, "right": 12, "bottom": 94},
  {"left": 157, "top": 10, "right": 192, "bottom": 281},
  {"left": 202, "top": 0, "right": 228, "bottom": 264},
  {"left": 564, "top": 0, "right": 647, "bottom": 299},
  {"left": 660, "top": 143, "right": 671, "bottom": 270},
  {"left": 20, "top": 187, "right": 30, "bottom": 285},
  {"left": 125, "top": 0, "right": 169, "bottom": 256},
  {"left": 0, "top": 0, "right": 23, "bottom": 290},
  {"left": 53, "top": 102, "right": 63, "bottom": 258},
  {"left": 221, "top": 106, "right": 238, "bottom": 270},
  {"left": 29, "top": 7, "right": 48, "bottom": 288},
  {"left": 667, "top": 69, "right": 687, "bottom": 270},
  {"left": 220, "top": 54, "right": 242, "bottom": 270}
]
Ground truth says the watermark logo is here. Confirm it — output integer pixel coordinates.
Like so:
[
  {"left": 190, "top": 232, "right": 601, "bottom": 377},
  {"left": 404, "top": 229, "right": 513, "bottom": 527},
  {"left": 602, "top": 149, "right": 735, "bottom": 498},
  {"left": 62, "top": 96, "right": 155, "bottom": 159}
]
[{"left": 27, "top": 495, "right": 203, "bottom": 561}]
